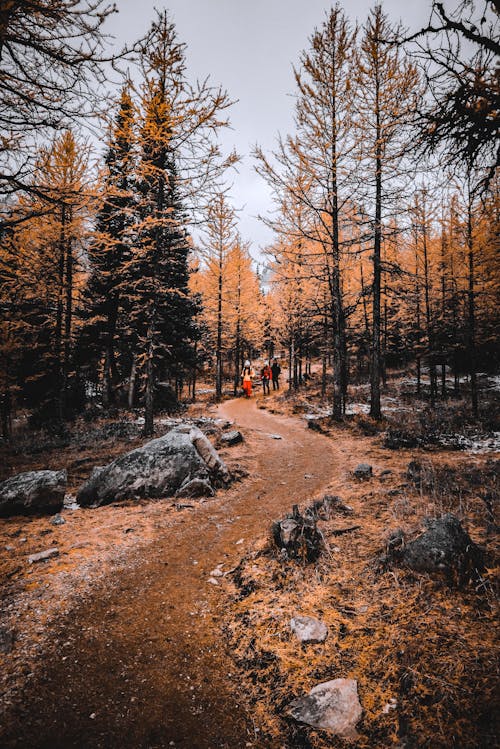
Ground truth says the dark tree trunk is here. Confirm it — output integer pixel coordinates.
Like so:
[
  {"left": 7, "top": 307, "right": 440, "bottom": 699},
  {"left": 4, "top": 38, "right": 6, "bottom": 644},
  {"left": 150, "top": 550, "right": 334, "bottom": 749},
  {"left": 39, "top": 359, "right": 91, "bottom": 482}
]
[
  {"left": 370, "top": 98, "right": 382, "bottom": 420},
  {"left": 466, "top": 185, "right": 479, "bottom": 416},
  {"left": 143, "top": 309, "right": 156, "bottom": 437}
]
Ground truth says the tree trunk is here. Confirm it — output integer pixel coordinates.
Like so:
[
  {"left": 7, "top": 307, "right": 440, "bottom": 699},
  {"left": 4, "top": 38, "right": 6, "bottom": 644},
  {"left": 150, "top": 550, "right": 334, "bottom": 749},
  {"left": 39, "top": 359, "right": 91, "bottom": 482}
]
[
  {"left": 128, "top": 355, "right": 137, "bottom": 409},
  {"left": 421, "top": 196, "right": 437, "bottom": 407},
  {"left": 370, "top": 98, "right": 382, "bottom": 420},
  {"left": 466, "top": 183, "right": 479, "bottom": 416},
  {"left": 215, "top": 252, "right": 223, "bottom": 401},
  {"left": 144, "top": 313, "right": 155, "bottom": 437}
]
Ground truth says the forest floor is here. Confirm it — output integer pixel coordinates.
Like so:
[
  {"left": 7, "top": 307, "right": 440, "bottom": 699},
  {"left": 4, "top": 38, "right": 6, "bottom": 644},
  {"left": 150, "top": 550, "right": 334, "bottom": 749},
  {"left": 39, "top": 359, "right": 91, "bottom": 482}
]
[{"left": 0, "top": 375, "right": 498, "bottom": 748}]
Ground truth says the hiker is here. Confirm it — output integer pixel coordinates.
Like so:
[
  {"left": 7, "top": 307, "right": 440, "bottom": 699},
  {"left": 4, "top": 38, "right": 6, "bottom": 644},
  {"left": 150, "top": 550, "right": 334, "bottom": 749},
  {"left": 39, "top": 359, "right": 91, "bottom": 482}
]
[
  {"left": 261, "top": 361, "right": 272, "bottom": 395},
  {"left": 271, "top": 359, "right": 281, "bottom": 390},
  {"left": 241, "top": 360, "right": 255, "bottom": 398}
]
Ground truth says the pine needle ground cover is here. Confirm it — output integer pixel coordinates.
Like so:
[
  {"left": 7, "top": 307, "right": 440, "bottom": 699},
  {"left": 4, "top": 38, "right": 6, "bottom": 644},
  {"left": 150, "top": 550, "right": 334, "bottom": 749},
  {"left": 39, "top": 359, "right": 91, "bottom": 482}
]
[{"left": 222, "top": 412, "right": 499, "bottom": 748}]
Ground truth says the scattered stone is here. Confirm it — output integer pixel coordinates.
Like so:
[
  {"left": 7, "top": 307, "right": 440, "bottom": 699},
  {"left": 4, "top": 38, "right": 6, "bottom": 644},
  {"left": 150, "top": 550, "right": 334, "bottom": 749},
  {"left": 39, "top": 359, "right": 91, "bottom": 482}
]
[
  {"left": 207, "top": 577, "right": 220, "bottom": 586},
  {"left": 51, "top": 513, "right": 65, "bottom": 526},
  {"left": 77, "top": 426, "right": 229, "bottom": 507},
  {"left": 382, "top": 698, "right": 398, "bottom": 713},
  {"left": 353, "top": 463, "right": 372, "bottom": 480},
  {"left": 304, "top": 473, "right": 314, "bottom": 479},
  {"left": 389, "top": 513, "right": 484, "bottom": 584},
  {"left": 235, "top": 538, "right": 244, "bottom": 545},
  {"left": 210, "top": 565, "right": 224, "bottom": 577},
  {"left": 306, "top": 495, "right": 354, "bottom": 520},
  {"left": 220, "top": 430, "right": 244, "bottom": 446},
  {"left": 290, "top": 616, "right": 328, "bottom": 644},
  {"left": 288, "top": 678, "right": 362, "bottom": 739},
  {"left": 272, "top": 505, "right": 323, "bottom": 563},
  {"left": 28, "top": 547, "right": 59, "bottom": 564},
  {"left": 270, "top": 434, "right": 282, "bottom": 440},
  {"left": 0, "top": 470, "right": 67, "bottom": 517},
  {"left": 63, "top": 494, "right": 79, "bottom": 510}
]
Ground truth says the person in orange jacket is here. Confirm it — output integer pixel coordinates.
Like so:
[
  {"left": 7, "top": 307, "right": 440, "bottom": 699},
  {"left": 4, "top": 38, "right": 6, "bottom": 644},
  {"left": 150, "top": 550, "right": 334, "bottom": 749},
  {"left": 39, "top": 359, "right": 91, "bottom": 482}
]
[{"left": 241, "top": 360, "right": 255, "bottom": 397}]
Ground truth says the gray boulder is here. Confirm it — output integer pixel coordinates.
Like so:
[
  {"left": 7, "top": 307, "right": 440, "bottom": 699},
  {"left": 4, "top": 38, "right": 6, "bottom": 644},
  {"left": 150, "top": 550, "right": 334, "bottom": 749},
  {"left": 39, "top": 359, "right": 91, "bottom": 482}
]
[
  {"left": 0, "top": 469, "right": 67, "bottom": 517},
  {"left": 288, "top": 678, "right": 362, "bottom": 738},
  {"left": 397, "top": 513, "right": 484, "bottom": 583},
  {"left": 290, "top": 616, "right": 328, "bottom": 644},
  {"left": 77, "top": 425, "right": 230, "bottom": 507}
]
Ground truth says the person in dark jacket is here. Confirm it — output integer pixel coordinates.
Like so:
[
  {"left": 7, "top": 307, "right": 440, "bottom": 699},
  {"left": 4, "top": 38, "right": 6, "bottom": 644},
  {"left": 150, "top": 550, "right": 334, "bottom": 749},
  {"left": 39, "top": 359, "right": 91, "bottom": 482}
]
[{"left": 271, "top": 359, "right": 281, "bottom": 390}]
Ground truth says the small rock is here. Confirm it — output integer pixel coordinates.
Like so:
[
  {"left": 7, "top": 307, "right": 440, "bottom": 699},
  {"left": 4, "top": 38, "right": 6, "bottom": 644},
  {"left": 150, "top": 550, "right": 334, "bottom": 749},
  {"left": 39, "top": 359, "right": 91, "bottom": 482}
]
[
  {"left": 382, "top": 698, "right": 398, "bottom": 713},
  {"left": 354, "top": 463, "right": 372, "bottom": 480},
  {"left": 290, "top": 616, "right": 328, "bottom": 644},
  {"left": 28, "top": 548, "right": 59, "bottom": 564},
  {"left": 304, "top": 473, "right": 314, "bottom": 479},
  {"left": 288, "top": 678, "right": 362, "bottom": 738},
  {"left": 207, "top": 577, "right": 219, "bottom": 586},
  {"left": 380, "top": 469, "right": 392, "bottom": 477},
  {"left": 210, "top": 566, "right": 224, "bottom": 577},
  {"left": 270, "top": 434, "right": 282, "bottom": 440},
  {"left": 235, "top": 538, "right": 244, "bottom": 545},
  {"left": 220, "top": 430, "right": 243, "bottom": 446},
  {"left": 5, "top": 544, "right": 14, "bottom": 551},
  {"left": 51, "top": 513, "right": 65, "bottom": 526}
]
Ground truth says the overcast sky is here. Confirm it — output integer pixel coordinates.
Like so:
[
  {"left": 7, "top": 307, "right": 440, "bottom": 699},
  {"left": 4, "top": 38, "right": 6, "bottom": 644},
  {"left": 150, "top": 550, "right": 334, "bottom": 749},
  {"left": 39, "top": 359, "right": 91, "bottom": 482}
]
[{"left": 106, "top": 1, "right": 431, "bottom": 257}]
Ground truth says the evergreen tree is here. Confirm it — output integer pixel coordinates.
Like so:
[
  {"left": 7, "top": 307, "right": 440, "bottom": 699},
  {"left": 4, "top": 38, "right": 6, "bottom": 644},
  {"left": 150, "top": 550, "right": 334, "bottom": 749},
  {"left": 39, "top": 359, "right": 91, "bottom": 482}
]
[{"left": 83, "top": 84, "right": 136, "bottom": 406}]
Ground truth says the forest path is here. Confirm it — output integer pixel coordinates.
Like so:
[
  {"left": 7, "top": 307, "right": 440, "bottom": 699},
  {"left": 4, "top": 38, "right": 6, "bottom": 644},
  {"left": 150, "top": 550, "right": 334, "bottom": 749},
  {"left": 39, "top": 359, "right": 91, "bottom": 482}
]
[{"left": 1, "top": 398, "right": 340, "bottom": 749}]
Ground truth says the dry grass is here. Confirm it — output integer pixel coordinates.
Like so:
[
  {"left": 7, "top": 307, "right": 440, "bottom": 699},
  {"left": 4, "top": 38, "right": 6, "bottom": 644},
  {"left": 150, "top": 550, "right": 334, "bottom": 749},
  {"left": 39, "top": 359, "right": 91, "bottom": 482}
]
[{"left": 222, "top": 461, "right": 499, "bottom": 748}]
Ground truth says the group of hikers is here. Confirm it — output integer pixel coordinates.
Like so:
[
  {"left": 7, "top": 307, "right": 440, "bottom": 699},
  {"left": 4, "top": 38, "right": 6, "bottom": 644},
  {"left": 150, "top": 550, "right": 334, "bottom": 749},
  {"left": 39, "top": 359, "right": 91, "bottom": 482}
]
[{"left": 241, "top": 359, "right": 281, "bottom": 398}]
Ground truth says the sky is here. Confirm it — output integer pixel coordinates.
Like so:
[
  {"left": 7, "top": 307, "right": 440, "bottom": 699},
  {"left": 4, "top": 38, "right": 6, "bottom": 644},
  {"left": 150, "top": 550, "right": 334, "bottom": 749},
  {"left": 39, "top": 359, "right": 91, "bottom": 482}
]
[{"left": 106, "top": 0, "right": 431, "bottom": 257}]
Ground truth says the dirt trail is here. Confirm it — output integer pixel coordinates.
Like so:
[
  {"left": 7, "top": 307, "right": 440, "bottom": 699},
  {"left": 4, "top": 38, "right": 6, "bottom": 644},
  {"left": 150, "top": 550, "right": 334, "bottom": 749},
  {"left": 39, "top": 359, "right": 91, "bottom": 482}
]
[{"left": 0, "top": 399, "right": 340, "bottom": 749}]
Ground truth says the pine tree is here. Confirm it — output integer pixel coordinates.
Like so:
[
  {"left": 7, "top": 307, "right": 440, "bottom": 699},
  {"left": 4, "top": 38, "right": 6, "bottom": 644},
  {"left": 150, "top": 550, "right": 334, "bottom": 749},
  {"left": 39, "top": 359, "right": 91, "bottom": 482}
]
[{"left": 84, "top": 84, "right": 136, "bottom": 406}]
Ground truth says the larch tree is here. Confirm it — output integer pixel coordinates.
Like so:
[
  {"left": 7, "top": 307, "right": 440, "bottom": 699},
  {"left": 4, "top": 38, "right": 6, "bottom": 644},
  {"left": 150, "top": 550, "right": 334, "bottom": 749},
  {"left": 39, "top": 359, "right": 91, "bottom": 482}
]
[
  {"left": 199, "top": 191, "right": 238, "bottom": 400},
  {"left": 356, "top": 4, "right": 420, "bottom": 419},
  {"left": 403, "top": 0, "right": 500, "bottom": 191},
  {"left": 0, "top": 129, "right": 91, "bottom": 421},
  {"left": 0, "top": 0, "right": 127, "bottom": 214},
  {"left": 256, "top": 4, "right": 357, "bottom": 418}
]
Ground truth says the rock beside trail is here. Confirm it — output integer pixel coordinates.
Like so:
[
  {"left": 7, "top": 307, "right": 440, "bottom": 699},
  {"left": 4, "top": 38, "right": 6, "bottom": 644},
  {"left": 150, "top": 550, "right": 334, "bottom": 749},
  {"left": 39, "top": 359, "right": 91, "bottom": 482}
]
[
  {"left": 354, "top": 463, "right": 372, "bottom": 480},
  {"left": 390, "top": 513, "right": 484, "bottom": 583},
  {"left": 220, "top": 430, "right": 243, "bottom": 446},
  {"left": 77, "top": 425, "right": 230, "bottom": 508},
  {"left": 288, "top": 678, "right": 362, "bottom": 738},
  {"left": 290, "top": 616, "right": 328, "bottom": 644},
  {"left": 28, "top": 547, "right": 59, "bottom": 564},
  {"left": 0, "top": 470, "right": 67, "bottom": 517}
]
